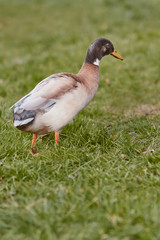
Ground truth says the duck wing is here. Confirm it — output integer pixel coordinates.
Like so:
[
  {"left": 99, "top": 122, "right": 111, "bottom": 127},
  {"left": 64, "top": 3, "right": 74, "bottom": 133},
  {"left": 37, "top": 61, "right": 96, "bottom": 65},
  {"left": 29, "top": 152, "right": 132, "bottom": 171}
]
[{"left": 11, "top": 73, "right": 79, "bottom": 127}]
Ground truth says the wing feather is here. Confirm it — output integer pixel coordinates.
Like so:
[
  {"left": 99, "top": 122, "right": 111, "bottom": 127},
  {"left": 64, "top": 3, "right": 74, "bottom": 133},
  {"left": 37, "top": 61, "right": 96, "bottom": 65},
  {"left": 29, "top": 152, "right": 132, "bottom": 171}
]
[{"left": 11, "top": 73, "right": 78, "bottom": 111}]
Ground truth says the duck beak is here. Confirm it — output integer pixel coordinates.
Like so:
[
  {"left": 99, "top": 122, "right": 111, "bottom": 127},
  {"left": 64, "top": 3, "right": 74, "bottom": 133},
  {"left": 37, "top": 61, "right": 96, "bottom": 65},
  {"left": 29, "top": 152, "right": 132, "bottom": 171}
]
[{"left": 111, "top": 50, "right": 123, "bottom": 61}]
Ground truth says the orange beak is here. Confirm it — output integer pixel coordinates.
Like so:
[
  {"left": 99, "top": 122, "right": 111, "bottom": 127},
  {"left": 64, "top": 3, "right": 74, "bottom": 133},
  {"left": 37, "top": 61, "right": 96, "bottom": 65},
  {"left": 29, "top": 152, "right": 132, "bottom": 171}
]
[{"left": 111, "top": 50, "right": 123, "bottom": 61}]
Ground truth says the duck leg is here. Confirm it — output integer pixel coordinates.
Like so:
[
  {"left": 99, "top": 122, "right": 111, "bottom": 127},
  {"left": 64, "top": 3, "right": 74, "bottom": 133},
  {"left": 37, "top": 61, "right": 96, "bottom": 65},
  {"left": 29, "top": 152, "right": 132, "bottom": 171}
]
[
  {"left": 31, "top": 133, "right": 38, "bottom": 153},
  {"left": 55, "top": 132, "right": 59, "bottom": 145}
]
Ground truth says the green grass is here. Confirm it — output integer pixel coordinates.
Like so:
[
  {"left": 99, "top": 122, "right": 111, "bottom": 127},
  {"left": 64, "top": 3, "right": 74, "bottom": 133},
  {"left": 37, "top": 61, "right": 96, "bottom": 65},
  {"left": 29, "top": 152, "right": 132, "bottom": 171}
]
[{"left": 0, "top": 0, "right": 160, "bottom": 239}]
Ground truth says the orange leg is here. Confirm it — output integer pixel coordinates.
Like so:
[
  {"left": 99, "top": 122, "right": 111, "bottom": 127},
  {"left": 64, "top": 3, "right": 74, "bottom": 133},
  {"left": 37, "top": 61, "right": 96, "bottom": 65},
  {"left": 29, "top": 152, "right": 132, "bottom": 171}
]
[
  {"left": 31, "top": 134, "right": 38, "bottom": 154},
  {"left": 55, "top": 132, "right": 59, "bottom": 145}
]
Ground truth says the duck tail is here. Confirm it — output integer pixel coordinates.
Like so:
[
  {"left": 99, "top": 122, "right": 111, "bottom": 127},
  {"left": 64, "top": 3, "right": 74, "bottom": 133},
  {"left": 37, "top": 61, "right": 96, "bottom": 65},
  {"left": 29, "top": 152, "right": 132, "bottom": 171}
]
[{"left": 13, "top": 107, "right": 35, "bottom": 127}]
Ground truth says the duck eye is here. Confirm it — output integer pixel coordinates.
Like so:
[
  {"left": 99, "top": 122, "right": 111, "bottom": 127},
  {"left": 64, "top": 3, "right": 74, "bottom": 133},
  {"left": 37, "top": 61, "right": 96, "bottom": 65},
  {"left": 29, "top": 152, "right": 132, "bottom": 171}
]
[
  {"left": 102, "top": 46, "right": 107, "bottom": 52},
  {"left": 106, "top": 43, "right": 110, "bottom": 49}
]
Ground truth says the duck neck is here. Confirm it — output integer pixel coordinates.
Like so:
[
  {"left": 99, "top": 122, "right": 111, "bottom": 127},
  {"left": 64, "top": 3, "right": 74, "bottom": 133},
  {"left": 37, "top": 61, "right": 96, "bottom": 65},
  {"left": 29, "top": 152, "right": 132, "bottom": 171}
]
[
  {"left": 85, "top": 48, "right": 102, "bottom": 66},
  {"left": 85, "top": 58, "right": 100, "bottom": 66},
  {"left": 77, "top": 62, "right": 99, "bottom": 92}
]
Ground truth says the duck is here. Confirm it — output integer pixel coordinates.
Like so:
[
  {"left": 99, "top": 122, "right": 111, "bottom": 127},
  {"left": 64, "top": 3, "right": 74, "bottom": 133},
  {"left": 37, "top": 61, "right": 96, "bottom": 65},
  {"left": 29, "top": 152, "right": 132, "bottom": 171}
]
[{"left": 10, "top": 38, "right": 123, "bottom": 153}]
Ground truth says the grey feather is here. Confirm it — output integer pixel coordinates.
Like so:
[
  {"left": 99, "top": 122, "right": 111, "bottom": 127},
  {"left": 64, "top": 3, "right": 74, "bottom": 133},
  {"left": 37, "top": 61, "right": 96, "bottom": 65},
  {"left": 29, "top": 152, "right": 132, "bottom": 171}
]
[
  {"left": 12, "top": 99, "right": 56, "bottom": 127},
  {"left": 14, "top": 118, "right": 34, "bottom": 127},
  {"left": 13, "top": 108, "right": 36, "bottom": 127}
]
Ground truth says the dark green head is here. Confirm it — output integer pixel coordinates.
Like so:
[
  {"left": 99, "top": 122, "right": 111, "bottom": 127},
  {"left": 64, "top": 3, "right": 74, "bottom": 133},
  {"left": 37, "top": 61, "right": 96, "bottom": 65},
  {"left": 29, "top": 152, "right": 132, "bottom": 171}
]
[{"left": 85, "top": 38, "right": 123, "bottom": 66}]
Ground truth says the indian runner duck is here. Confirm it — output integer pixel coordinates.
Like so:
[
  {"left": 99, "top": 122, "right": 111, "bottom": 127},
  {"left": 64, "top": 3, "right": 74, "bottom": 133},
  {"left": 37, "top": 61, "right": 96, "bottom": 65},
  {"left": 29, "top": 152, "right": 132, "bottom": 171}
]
[{"left": 10, "top": 38, "right": 123, "bottom": 153}]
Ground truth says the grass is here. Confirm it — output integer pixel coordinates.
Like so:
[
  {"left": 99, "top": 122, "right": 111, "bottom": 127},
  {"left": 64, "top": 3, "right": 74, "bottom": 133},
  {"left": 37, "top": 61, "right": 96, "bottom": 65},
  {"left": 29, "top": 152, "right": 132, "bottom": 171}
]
[{"left": 0, "top": 0, "right": 160, "bottom": 239}]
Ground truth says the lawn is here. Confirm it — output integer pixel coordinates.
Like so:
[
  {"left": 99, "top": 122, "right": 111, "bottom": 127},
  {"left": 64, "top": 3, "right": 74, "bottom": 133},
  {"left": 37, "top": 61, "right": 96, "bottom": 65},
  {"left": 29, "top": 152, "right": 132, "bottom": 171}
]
[{"left": 0, "top": 0, "right": 160, "bottom": 239}]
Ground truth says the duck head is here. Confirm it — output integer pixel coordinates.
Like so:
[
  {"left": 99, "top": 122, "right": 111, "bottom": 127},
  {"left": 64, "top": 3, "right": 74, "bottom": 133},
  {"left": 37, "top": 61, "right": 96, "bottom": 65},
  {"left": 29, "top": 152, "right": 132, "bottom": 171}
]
[{"left": 85, "top": 38, "right": 123, "bottom": 66}]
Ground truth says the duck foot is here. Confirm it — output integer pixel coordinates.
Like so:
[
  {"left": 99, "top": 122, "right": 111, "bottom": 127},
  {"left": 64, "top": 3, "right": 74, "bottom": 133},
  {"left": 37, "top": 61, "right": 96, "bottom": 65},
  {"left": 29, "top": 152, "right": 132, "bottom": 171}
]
[
  {"left": 28, "top": 147, "right": 39, "bottom": 155},
  {"left": 31, "top": 147, "right": 39, "bottom": 154}
]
